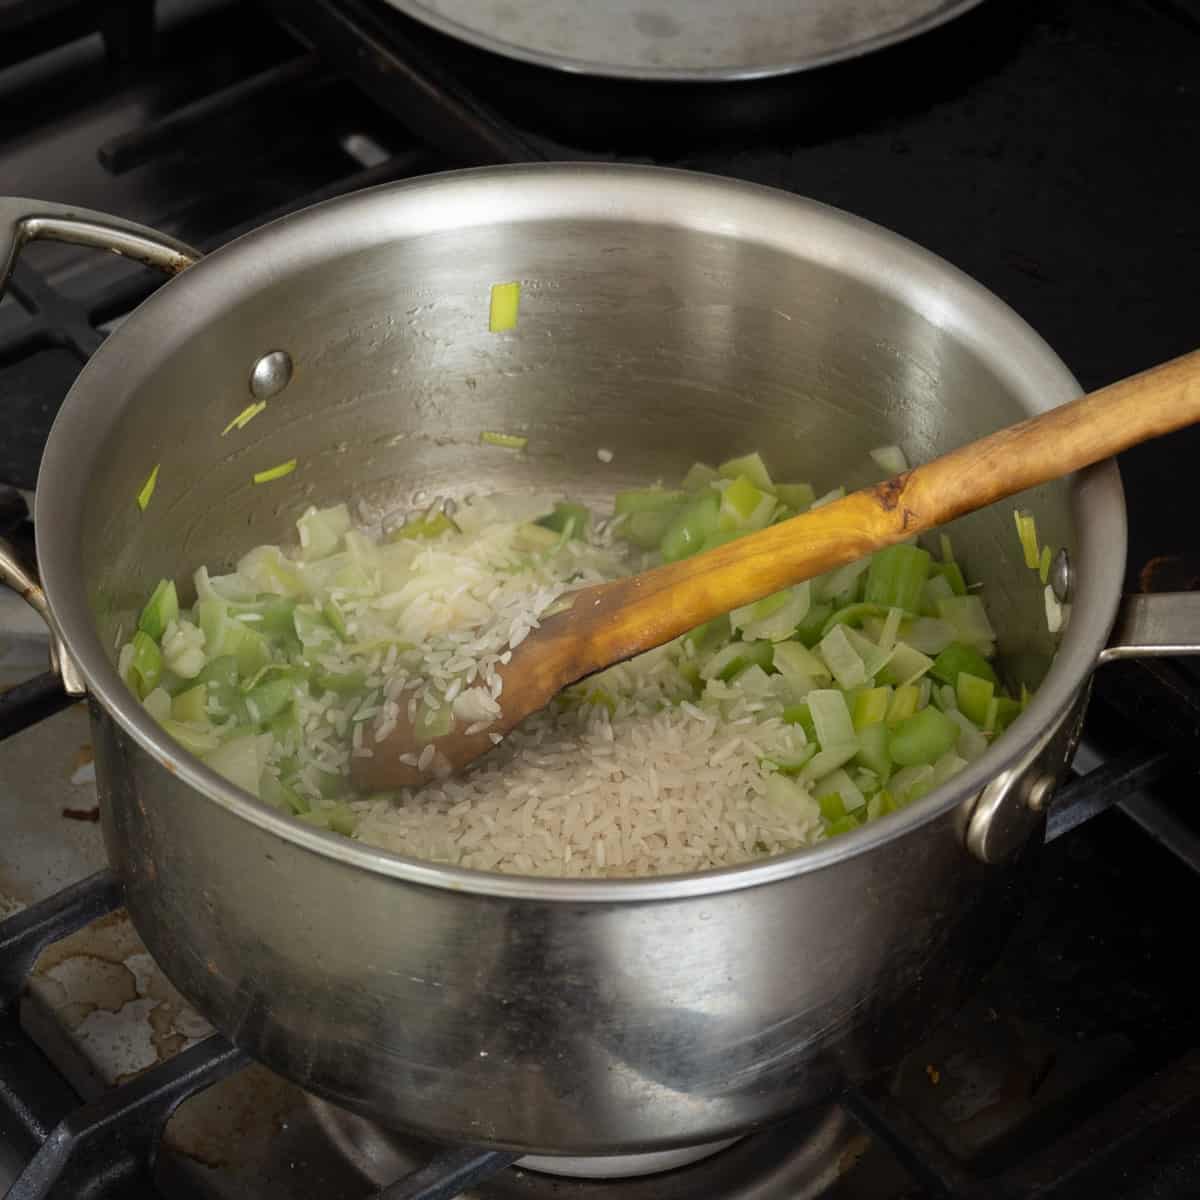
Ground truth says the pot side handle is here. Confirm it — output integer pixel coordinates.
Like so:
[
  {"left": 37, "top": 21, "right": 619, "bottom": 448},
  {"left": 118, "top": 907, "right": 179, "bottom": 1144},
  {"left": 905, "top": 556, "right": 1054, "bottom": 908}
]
[
  {"left": 1097, "top": 592, "right": 1200, "bottom": 662},
  {"left": 0, "top": 199, "right": 203, "bottom": 715}
]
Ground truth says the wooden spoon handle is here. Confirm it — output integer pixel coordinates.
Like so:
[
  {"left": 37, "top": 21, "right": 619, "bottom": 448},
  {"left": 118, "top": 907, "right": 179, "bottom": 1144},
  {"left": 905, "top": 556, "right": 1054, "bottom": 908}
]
[{"left": 575, "top": 349, "right": 1200, "bottom": 669}]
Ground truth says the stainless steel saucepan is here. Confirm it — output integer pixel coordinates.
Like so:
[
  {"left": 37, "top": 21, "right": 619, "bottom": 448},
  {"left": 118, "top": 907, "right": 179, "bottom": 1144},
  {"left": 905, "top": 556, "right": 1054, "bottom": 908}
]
[{"left": 1, "top": 168, "right": 1196, "bottom": 1155}]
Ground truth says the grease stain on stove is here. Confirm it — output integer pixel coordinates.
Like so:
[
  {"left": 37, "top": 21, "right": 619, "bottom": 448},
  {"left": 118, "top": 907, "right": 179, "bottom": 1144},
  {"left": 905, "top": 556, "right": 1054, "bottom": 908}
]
[{"left": 26, "top": 906, "right": 215, "bottom": 1090}]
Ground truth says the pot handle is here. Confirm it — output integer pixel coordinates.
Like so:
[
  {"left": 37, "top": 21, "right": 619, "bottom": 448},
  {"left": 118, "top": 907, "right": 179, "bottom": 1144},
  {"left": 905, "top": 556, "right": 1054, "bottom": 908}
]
[
  {"left": 1096, "top": 592, "right": 1200, "bottom": 662},
  {"left": 967, "top": 591, "right": 1200, "bottom": 863},
  {"left": 1, "top": 196, "right": 201, "bottom": 287},
  {"left": 0, "top": 199, "right": 202, "bottom": 708}
]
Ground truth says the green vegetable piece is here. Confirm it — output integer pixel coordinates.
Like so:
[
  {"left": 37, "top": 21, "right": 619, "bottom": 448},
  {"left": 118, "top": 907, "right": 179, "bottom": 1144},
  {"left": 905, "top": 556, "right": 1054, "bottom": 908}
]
[
  {"left": 681, "top": 462, "right": 720, "bottom": 492},
  {"left": 931, "top": 642, "right": 998, "bottom": 688},
  {"left": 819, "top": 792, "right": 846, "bottom": 822},
  {"left": 888, "top": 706, "right": 959, "bottom": 767},
  {"left": 719, "top": 474, "right": 766, "bottom": 527},
  {"left": 886, "top": 684, "right": 920, "bottom": 724},
  {"left": 253, "top": 458, "right": 297, "bottom": 485},
  {"left": 480, "top": 430, "right": 527, "bottom": 450},
  {"left": 717, "top": 452, "right": 773, "bottom": 492},
  {"left": 684, "top": 613, "right": 731, "bottom": 653},
  {"left": 775, "top": 483, "right": 815, "bottom": 511},
  {"left": 323, "top": 599, "right": 349, "bottom": 640},
  {"left": 136, "top": 464, "right": 160, "bottom": 512},
  {"left": 129, "top": 631, "right": 162, "bottom": 698},
  {"left": 137, "top": 579, "right": 179, "bottom": 642},
  {"left": 820, "top": 602, "right": 888, "bottom": 638},
  {"left": 782, "top": 703, "right": 817, "bottom": 741},
  {"left": 171, "top": 684, "right": 209, "bottom": 724},
  {"left": 327, "top": 805, "right": 357, "bottom": 836},
  {"left": 414, "top": 700, "right": 453, "bottom": 744},
  {"left": 315, "top": 667, "right": 368, "bottom": 695},
  {"left": 626, "top": 509, "right": 680, "bottom": 549},
  {"left": 993, "top": 696, "right": 1023, "bottom": 732},
  {"left": 702, "top": 640, "right": 773, "bottom": 683},
  {"left": 390, "top": 511, "right": 459, "bottom": 541},
  {"left": 614, "top": 487, "right": 688, "bottom": 515},
  {"left": 955, "top": 671, "right": 996, "bottom": 726},
  {"left": 932, "top": 560, "right": 968, "bottom": 597},
  {"left": 853, "top": 686, "right": 891, "bottom": 730},
  {"left": 197, "top": 655, "right": 239, "bottom": 690},
  {"left": 854, "top": 722, "right": 893, "bottom": 782},
  {"left": 245, "top": 673, "right": 300, "bottom": 724},
  {"left": 864, "top": 544, "right": 931, "bottom": 614},
  {"left": 825, "top": 813, "right": 862, "bottom": 837},
  {"left": 660, "top": 493, "right": 720, "bottom": 562},
  {"left": 1039, "top": 544, "right": 1052, "bottom": 584},
  {"left": 535, "top": 501, "right": 591, "bottom": 540},
  {"left": 794, "top": 602, "right": 834, "bottom": 647},
  {"left": 488, "top": 282, "right": 521, "bottom": 333}
]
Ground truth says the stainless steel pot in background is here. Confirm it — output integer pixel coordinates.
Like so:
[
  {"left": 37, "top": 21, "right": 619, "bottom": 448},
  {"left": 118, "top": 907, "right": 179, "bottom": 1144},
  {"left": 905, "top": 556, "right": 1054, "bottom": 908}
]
[{"left": 1, "top": 168, "right": 1197, "bottom": 1155}]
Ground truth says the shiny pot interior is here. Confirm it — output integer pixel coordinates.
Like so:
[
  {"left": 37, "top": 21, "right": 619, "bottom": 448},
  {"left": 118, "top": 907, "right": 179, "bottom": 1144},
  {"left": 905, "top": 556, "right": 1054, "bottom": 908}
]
[{"left": 42, "top": 166, "right": 1121, "bottom": 877}]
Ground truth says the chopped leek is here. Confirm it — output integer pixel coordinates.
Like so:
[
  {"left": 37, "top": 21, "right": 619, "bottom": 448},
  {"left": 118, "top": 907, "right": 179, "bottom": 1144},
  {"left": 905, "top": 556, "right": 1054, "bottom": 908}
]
[
  {"left": 717, "top": 452, "right": 773, "bottom": 492},
  {"left": 220, "top": 400, "right": 267, "bottom": 436},
  {"left": 1014, "top": 509, "right": 1040, "bottom": 569},
  {"left": 488, "top": 281, "right": 521, "bottom": 332},
  {"left": 1039, "top": 543, "right": 1052, "bottom": 584},
  {"left": 137, "top": 579, "right": 179, "bottom": 641},
  {"left": 864, "top": 545, "right": 931, "bottom": 613},
  {"left": 253, "top": 459, "right": 297, "bottom": 485},
  {"left": 480, "top": 431, "right": 528, "bottom": 450},
  {"left": 136, "top": 464, "right": 159, "bottom": 512}
]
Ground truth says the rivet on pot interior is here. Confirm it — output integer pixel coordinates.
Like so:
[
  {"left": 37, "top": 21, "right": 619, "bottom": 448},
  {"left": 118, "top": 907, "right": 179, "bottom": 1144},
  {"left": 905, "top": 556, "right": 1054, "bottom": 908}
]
[
  {"left": 250, "top": 350, "right": 293, "bottom": 399},
  {"left": 1050, "top": 548, "right": 1072, "bottom": 603}
]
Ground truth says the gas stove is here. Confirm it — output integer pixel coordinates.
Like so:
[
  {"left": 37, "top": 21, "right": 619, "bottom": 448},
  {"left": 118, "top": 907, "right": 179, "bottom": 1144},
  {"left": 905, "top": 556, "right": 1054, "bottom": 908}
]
[{"left": 2, "top": 1, "right": 1199, "bottom": 1198}]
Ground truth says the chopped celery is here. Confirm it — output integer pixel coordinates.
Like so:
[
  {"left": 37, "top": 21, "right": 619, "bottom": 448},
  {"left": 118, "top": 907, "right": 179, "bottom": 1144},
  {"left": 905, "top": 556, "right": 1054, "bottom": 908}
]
[
  {"left": 864, "top": 545, "right": 931, "bottom": 613},
  {"left": 955, "top": 671, "right": 995, "bottom": 726},
  {"left": 717, "top": 452, "right": 773, "bottom": 492},
  {"left": 930, "top": 642, "right": 998, "bottom": 687},
  {"left": 137, "top": 579, "right": 179, "bottom": 641},
  {"left": 260, "top": 770, "right": 307, "bottom": 815},
  {"left": 129, "top": 631, "right": 162, "bottom": 698},
  {"left": 807, "top": 689, "right": 855, "bottom": 748},
  {"left": 199, "top": 599, "right": 270, "bottom": 675},
  {"left": 245, "top": 672, "right": 301, "bottom": 724},
  {"left": 1039, "top": 543, "right": 1052, "bottom": 584},
  {"left": 816, "top": 558, "right": 871, "bottom": 607},
  {"left": 841, "top": 625, "right": 895, "bottom": 681},
  {"left": 717, "top": 475, "right": 775, "bottom": 532},
  {"left": 887, "top": 706, "right": 959, "bottom": 767},
  {"left": 866, "top": 790, "right": 894, "bottom": 821},
  {"left": 853, "top": 686, "right": 891, "bottom": 730},
  {"left": 681, "top": 462, "right": 719, "bottom": 492},
  {"left": 536, "top": 501, "right": 591, "bottom": 540},
  {"left": 775, "top": 482, "right": 815, "bottom": 511},
  {"left": 660, "top": 493, "right": 720, "bottom": 562},
  {"left": 946, "top": 708, "right": 989, "bottom": 759},
  {"left": 877, "top": 642, "right": 934, "bottom": 688},
  {"left": 614, "top": 487, "right": 687, "bottom": 515},
  {"left": 488, "top": 281, "right": 521, "bottom": 332},
  {"left": 315, "top": 667, "right": 367, "bottom": 694}
]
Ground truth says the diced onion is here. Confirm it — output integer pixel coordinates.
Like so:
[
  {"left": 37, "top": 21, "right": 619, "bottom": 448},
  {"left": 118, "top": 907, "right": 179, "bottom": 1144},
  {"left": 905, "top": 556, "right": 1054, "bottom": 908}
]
[{"left": 869, "top": 444, "right": 909, "bottom": 476}]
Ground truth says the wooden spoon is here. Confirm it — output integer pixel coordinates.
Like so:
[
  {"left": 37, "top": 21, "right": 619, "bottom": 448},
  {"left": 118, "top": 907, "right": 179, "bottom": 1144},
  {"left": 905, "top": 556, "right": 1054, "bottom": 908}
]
[{"left": 351, "top": 349, "right": 1200, "bottom": 793}]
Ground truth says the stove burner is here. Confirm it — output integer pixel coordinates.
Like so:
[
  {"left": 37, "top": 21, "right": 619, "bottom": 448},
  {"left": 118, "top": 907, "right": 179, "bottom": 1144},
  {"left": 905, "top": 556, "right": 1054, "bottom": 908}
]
[{"left": 309, "top": 1096, "right": 863, "bottom": 1196}]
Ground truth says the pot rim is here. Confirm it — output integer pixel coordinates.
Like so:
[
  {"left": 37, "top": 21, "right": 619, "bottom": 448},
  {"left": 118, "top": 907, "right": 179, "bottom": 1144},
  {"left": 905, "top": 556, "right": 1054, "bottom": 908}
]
[{"left": 35, "top": 163, "right": 1125, "bottom": 902}]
